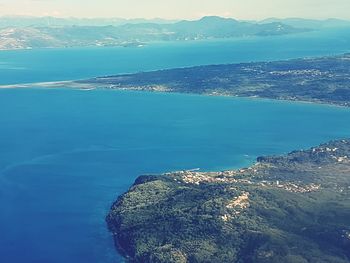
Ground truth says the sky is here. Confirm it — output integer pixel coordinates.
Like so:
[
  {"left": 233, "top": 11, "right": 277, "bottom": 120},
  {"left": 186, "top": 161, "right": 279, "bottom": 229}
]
[{"left": 0, "top": 0, "right": 350, "bottom": 20}]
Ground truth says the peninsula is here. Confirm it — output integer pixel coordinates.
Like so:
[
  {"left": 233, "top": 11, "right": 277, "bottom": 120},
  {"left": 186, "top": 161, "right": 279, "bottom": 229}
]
[
  {"left": 78, "top": 53, "right": 350, "bottom": 107},
  {"left": 3, "top": 53, "right": 350, "bottom": 107},
  {"left": 107, "top": 139, "right": 350, "bottom": 263}
]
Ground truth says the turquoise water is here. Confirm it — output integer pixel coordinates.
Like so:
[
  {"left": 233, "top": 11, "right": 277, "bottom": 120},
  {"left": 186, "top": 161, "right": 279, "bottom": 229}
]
[{"left": 0, "top": 30, "right": 350, "bottom": 263}]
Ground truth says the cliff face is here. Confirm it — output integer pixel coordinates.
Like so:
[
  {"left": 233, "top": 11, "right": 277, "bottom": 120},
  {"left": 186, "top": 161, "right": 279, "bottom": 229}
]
[{"left": 107, "top": 140, "right": 350, "bottom": 263}]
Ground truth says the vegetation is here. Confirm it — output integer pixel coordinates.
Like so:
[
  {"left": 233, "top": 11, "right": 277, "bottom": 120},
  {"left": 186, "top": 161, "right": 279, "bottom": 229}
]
[
  {"left": 107, "top": 140, "right": 350, "bottom": 263},
  {"left": 81, "top": 54, "right": 350, "bottom": 107},
  {"left": 7, "top": 54, "right": 350, "bottom": 109}
]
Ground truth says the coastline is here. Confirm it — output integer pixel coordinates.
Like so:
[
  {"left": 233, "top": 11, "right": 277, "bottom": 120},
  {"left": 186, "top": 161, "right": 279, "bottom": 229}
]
[
  {"left": 107, "top": 139, "right": 350, "bottom": 263},
  {"left": 1, "top": 53, "right": 350, "bottom": 108},
  {"left": 1, "top": 80, "right": 350, "bottom": 110}
]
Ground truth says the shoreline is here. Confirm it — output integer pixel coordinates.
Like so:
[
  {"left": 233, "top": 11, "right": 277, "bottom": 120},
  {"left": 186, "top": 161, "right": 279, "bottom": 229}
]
[
  {"left": 1, "top": 80, "right": 349, "bottom": 110},
  {"left": 1, "top": 52, "right": 350, "bottom": 108}
]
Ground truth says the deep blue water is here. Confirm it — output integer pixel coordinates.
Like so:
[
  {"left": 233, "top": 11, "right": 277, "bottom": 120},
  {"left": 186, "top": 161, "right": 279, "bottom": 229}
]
[{"left": 0, "top": 30, "right": 350, "bottom": 263}]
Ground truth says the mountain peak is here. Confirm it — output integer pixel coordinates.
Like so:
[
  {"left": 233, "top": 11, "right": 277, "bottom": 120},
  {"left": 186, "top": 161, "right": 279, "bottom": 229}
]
[{"left": 199, "top": 16, "right": 237, "bottom": 23}]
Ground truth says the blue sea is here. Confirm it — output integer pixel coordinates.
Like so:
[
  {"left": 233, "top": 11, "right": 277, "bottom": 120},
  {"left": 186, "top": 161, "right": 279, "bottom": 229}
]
[{"left": 1, "top": 29, "right": 350, "bottom": 263}]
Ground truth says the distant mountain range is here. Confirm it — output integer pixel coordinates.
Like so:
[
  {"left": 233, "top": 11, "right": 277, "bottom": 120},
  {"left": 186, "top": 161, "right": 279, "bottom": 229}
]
[
  {"left": 260, "top": 18, "right": 350, "bottom": 29},
  {"left": 0, "top": 16, "right": 349, "bottom": 50},
  {"left": 0, "top": 16, "right": 309, "bottom": 50},
  {"left": 1, "top": 15, "right": 350, "bottom": 29},
  {"left": 0, "top": 15, "right": 177, "bottom": 28}
]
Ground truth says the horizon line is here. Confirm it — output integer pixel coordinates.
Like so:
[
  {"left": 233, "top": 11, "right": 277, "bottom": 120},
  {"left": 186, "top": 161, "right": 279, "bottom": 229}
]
[{"left": 0, "top": 14, "right": 350, "bottom": 22}]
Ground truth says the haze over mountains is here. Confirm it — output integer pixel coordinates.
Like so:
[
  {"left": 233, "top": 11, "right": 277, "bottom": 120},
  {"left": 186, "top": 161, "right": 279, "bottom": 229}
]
[
  {"left": 1, "top": 15, "right": 350, "bottom": 29},
  {"left": 259, "top": 18, "right": 350, "bottom": 29},
  {"left": 0, "top": 15, "right": 177, "bottom": 28},
  {"left": 0, "top": 16, "right": 349, "bottom": 50}
]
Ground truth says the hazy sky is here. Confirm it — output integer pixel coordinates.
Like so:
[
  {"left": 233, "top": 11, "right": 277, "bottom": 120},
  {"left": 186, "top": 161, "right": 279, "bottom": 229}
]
[{"left": 0, "top": 0, "right": 350, "bottom": 20}]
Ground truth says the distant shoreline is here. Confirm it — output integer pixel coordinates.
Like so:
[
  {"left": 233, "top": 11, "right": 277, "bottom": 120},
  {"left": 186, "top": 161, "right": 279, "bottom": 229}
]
[{"left": 1, "top": 53, "right": 350, "bottom": 109}]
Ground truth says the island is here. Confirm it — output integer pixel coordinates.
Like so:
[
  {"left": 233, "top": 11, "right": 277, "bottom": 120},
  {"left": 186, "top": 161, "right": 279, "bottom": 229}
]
[{"left": 107, "top": 139, "right": 350, "bottom": 263}]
